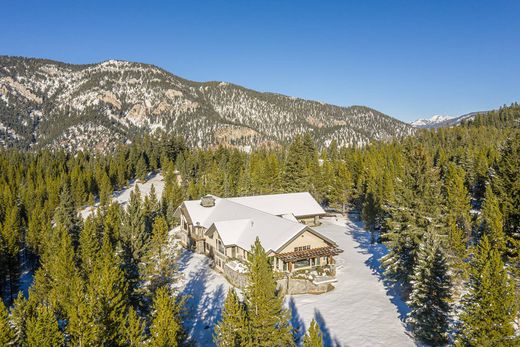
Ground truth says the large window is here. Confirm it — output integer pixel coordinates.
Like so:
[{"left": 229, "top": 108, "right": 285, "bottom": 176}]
[{"left": 294, "top": 259, "right": 310, "bottom": 269}]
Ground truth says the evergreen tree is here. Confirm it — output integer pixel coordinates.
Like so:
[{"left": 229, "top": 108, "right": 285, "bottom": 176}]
[
  {"left": 125, "top": 307, "right": 146, "bottom": 347},
  {"left": 143, "top": 215, "right": 176, "bottom": 296},
  {"left": 54, "top": 182, "right": 80, "bottom": 246},
  {"left": 136, "top": 155, "right": 148, "bottom": 182},
  {"left": 479, "top": 185, "right": 506, "bottom": 254},
  {"left": 79, "top": 216, "right": 100, "bottom": 276},
  {"left": 122, "top": 186, "right": 148, "bottom": 298},
  {"left": 444, "top": 163, "right": 471, "bottom": 263},
  {"left": 283, "top": 135, "right": 310, "bottom": 192},
  {"left": 303, "top": 319, "right": 324, "bottom": 347},
  {"left": 26, "top": 304, "right": 63, "bottom": 347},
  {"left": 493, "top": 132, "right": 520, "bottom": 267},
  {"left": 1, "top": 205, "right": 22, "bottom": 304},
  {"left": 214, "top": 288, "right": 247, "bottom": 347},
  {"left": 0, "top": 300, "right": 15, "bottom": 346},
  {"left": 407, "top": 231, "right": 451, "bottom": 346},
  {"left": 244, "top": 238, "right": 294, "bottom": 346},
  {"left": 457, "top": 236, "right": 517, "bottom": 346},
  {"left": 149, "top": 287, "right": 182, "bottom": 347},
  {"left": 86, "top": 234, "right": 129, "bottom": 345},
  {"left": 31, "top": 224, "right": 81, "bottom": 320}
]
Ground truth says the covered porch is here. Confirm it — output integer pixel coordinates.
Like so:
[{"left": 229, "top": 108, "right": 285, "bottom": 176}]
[{"left": 275, "top": 246, "right": 343, "bottom": 274}]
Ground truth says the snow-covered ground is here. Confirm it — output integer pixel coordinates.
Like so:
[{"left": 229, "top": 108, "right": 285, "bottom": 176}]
[
  {"left": 175, "top": 215, "right": 415, "bottom": 347},
  {"left": 80, "top": 172, "right": 165, "bottom": 218}
]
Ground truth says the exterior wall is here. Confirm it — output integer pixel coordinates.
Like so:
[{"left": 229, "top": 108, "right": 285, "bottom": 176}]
[{"left": 279, "top": 230, "right": 329, "bottom": 253}]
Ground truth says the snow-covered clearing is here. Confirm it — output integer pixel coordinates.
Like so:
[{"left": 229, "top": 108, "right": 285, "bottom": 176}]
[
  {"left": 80, "top": 172, "right": 165, "bottom": 218},
  {"left": 175, "top": 215, "right": 415, "bottom": 347}
]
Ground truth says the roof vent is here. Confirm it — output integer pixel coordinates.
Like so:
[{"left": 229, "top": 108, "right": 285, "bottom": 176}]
[{"left": 200, "top": 195, "right": 216, "bottom": 207}]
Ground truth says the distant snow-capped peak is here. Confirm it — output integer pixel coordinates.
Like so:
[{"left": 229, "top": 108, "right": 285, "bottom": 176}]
[{"left": 411, "top": 115, "right": 453, "bottom": 127}]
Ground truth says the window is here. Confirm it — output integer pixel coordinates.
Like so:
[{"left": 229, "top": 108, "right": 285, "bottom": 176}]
[
  {"left": 294, "top": 259, "right": 310, "bottom": 269},
  {"left": 294, "top": 245, "right": 311, "bottom": 252},
  {"left": 217, "top": 240, "right": 225, "bottom": 254}
]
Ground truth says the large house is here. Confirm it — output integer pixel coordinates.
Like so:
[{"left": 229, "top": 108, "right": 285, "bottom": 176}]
[{"left": 174, "top": 192, "right": 342, "bottom": 277}]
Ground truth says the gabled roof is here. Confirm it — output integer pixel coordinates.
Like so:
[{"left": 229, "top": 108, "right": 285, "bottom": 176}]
[
  {"left": 227, "top": 192, "right": 326, "bottom": 217},
  {"left": 176, "top": 192, "right": 334, "bottom": 253}
]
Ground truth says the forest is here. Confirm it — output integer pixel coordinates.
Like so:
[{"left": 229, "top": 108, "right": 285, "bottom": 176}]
[{"left": 0, "top": 103, "right": 518, "bottom": 346}]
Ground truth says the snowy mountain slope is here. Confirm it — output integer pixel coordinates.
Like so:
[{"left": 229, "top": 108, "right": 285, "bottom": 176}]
[
  {"left": 411, "top": 111, "right": 489, "bottom": 129},
  {"left": 0, "top": 56, "right": 414, "bottom": 151}
]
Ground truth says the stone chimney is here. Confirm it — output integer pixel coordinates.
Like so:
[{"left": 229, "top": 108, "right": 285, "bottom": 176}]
[{"left": 200, "top": 195, "right": 216, "bottom": 207}]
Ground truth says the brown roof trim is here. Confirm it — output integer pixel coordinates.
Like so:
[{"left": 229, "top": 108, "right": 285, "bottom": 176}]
[{"left": 276, "top": 246, "right": 343, "bottom": 262}]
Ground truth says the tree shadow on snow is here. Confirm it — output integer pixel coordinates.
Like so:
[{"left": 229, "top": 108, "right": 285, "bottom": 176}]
[
  {"left": 180, "top": 259, "right": 225, "bottom": 346},
  {"left": 288, "top": 297, "right": 306, "bottom": 344},
  {"left": 176, "top": 249, "right": 193, "bottom": 273},
  {"left": 314, "top": 309, "right": 343, "bottom": 347},
  {"left": 347, "top": 214, "right": 410, "bottom": 322}
]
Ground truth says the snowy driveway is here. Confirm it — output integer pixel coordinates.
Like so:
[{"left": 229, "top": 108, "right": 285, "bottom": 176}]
[{"left": 177, "top": 216, "right": 415, "bottom": 347}]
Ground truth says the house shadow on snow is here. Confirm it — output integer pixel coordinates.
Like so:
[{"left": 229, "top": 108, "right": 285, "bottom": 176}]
[
  {"left": 347, "top": 214, "right": 410, "bottom": 323},
  {"left": 179, "top": 256, "right": 225, "bottom": 346}
]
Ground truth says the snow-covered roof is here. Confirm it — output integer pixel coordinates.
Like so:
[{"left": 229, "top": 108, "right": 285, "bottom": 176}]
[
  {"left": 227, "top": 192, "right": 325, "bottom": 217},
  {"left": 179, "top": 193, "right": 333, "bottom": 253}
]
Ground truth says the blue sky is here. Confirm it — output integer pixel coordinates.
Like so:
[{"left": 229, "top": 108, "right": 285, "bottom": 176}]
[{"left": 1, "top": 1, "right": 519, "bottom": 121}]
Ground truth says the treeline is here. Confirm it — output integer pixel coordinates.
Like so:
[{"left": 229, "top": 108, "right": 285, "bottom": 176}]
[{"left": 0, "top": 104, "right": 519, "bottom": 345}]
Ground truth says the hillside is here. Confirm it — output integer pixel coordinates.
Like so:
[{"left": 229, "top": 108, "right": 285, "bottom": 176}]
[{"left": 0, "top": 56, "right": 414, "bottom": 151}]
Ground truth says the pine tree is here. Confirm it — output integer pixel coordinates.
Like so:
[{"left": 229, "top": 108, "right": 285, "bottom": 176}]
[
  {"left": 123, "top": 186, "right": 148, "bottom": 261},
  {"left": 303, "top": 319, "right": 323, "bottom": 347},
  {"left": 1, "top": 205, "right": 22, "bottom": 304},
  {"left": 136, "top": 155, "right": 148, "bottom": 182},
  {"left": 244, "top": 238, "right": 294, "bottom": 346},
  {"left": 86, "top": 234, "right": 129, "bottom": 345},
  {"left": 79, "top": 216, "right": 100, "bottom": 276},
  {"left": 125, "top": 307, "right": 145, "bottom": 346},
  {"left": 214, "top": 288, "right": 247, "bottom": 347},
  {"left": 149, "top": 287, "right": 182, "bottom": 347},
  {"left": 444, "top": 163, "right": 470, "bottom": 263},
  {"left": 54, "top": 182, "right": 80, "bottom": 246},
  {"left": 283, "top": 135, "right": 309, "bottom": 192},
  {"left": 493, "top": 132, "right": 520, "bottom": 267},
  {"left": 26, "top": 304, "right": 63, "bottom": 347},
  {"left": 0, "top": 300, "right": 15, "bottom": 346},
  {"left": 122, "top": 186, "right": 149, "bottom": 298},
  {"left": 143, "top": 215, "right": 176, "bottom": 296},
  {"left": 479, "top": 185, "right": 506, "bottom": 254},
  {"left": 457, "top": 235, "right": 517, "bottom": 346},
  {"left": 31, "top": 224, "right": 81, "bottom": 320},
  {"left": 407, "top": 231, "right": 451, "bottom": 346},
  {"left": 10, "top": 293, "right": 31, "bottom": 345}
]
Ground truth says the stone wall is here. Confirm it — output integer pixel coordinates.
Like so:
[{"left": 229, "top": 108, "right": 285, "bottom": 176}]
[
  {"left": 223, "top": 263, "right": 249, "bottom": 288},
  {"left": 277, "top": 277, "right": 334, "bottom": 295},
  {"left": 223, "top": 262, "right": 335, "bottom": 295}
]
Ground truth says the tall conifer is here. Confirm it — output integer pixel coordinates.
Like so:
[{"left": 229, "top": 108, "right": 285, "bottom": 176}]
[
  {"left": 407, "top": 231, "right": 451, "bottom": 346},
  {"left": 244, "top": 238, "right": 294, "bottom": 346},
  {"left": 214, "top": 288, "right": 247, "bottom": 347},
  {"left": 457, "top": 235, "right": 517, "bottom": 346}
]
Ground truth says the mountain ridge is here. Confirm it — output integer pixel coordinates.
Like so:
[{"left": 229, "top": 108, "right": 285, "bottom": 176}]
[{"left": 0, "top": 56, "right": 414, "bottom": 151}]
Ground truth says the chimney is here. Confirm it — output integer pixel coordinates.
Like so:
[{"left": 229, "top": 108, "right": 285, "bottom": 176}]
[{"left": 200, "top": 195, "right": 216, "bottom": 207}]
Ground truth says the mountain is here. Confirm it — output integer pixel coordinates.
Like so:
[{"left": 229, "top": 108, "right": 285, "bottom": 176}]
[
  {"left": 0, "top": 56, "right": 414, "bottom": 151},
  {"left": 411, "top": 115, "right": 453, "bottom": 128},
  {"left": 411, "top": 112, "right": 489, "bottom": 129}
]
